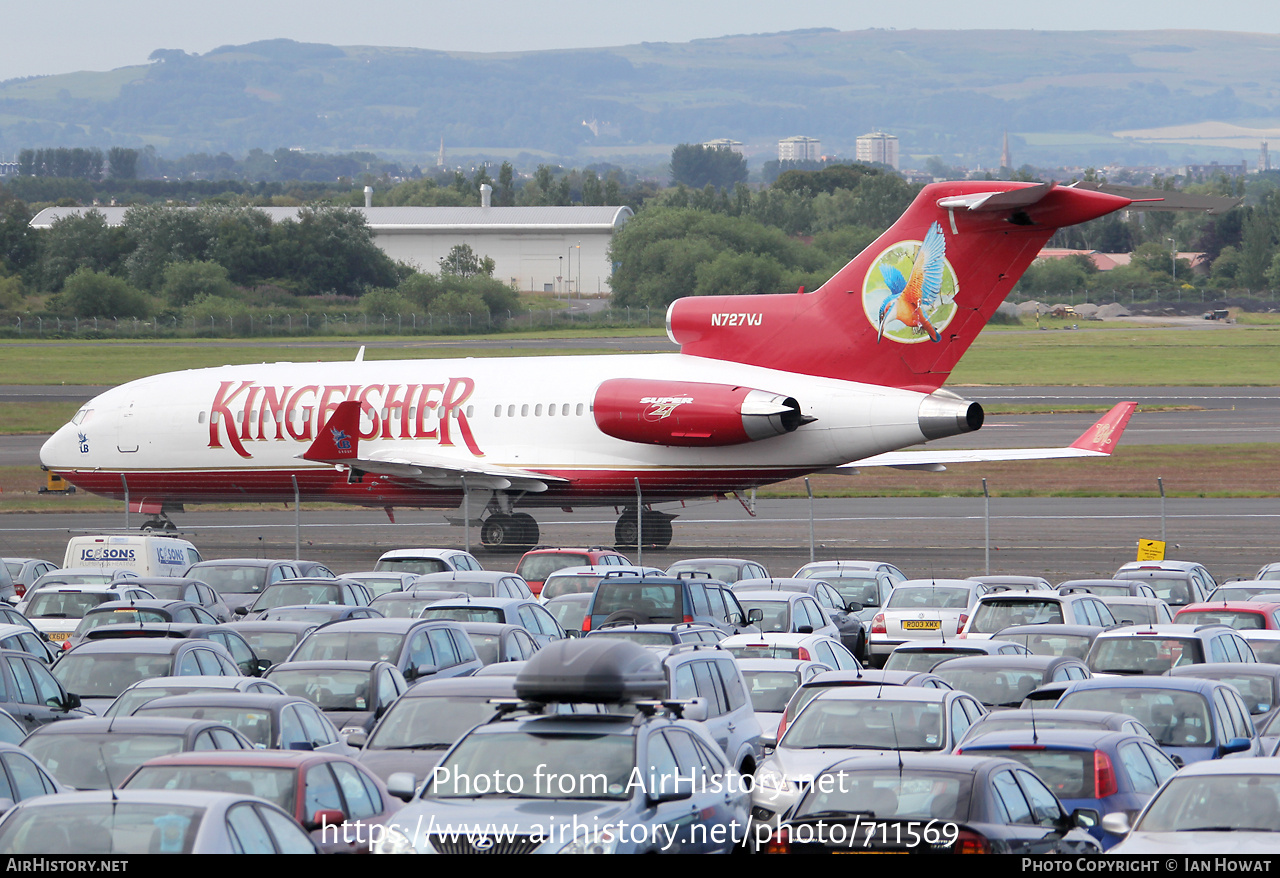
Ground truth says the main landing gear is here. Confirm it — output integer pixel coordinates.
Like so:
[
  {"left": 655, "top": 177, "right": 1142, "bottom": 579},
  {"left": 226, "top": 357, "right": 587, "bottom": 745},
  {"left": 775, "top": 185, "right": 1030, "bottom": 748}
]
[
  {"left": 614, "top": 509, "right": 674, "bottom": 550},
  {"left": 476, "top": 507, "right": 675, "bottom": 552},
  {"left": 479, "top": 512, "right": 539, "bottom": 552}
]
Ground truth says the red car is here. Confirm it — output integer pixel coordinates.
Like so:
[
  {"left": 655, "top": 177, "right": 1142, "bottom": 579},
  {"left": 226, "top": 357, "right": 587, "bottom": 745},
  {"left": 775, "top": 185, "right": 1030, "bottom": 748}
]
[
  {"left": 514, "top": 546, "right": 630, "bottom": 596},
  {"left": 1174, "top": 601, "right": 1280, "bottom": 631},
  {"left": 121, "top": 750, "right": 402, "bottom": 854}
]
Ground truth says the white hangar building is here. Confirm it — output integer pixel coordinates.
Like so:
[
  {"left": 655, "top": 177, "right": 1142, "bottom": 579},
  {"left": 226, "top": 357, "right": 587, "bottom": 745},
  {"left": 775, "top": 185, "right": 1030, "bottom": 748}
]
[{"left": 29, "top": 201, "right": 634, "bottom": 294}]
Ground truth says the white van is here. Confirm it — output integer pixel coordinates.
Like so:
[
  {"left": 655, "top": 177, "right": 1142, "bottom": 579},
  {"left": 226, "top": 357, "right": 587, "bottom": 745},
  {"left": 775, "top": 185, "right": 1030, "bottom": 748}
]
[{"left": 62, "top": 534, "right": 202, "bottom": 578}]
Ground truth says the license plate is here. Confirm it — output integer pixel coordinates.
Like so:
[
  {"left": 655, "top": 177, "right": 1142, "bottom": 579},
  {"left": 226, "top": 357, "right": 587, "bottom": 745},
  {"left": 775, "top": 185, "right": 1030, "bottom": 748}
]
[
  {"left": 47, "top": 632, "right": 70, "bottom": 641},
  {"left": 902, "top": 620, "right": 941, "bottom": 630}
]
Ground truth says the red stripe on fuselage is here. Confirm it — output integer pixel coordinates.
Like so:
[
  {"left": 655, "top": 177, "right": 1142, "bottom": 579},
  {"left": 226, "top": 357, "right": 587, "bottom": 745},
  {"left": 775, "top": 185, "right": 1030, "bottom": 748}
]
[{"left": 52, "top": 465, "right": 816, "bottom": 509}]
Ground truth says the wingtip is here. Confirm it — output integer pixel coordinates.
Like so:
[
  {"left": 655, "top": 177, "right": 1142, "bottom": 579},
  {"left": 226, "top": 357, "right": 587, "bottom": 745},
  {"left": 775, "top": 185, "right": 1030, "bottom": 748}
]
[{"left": 1069, "top": 401, "right": 1138, "bottom": 454}]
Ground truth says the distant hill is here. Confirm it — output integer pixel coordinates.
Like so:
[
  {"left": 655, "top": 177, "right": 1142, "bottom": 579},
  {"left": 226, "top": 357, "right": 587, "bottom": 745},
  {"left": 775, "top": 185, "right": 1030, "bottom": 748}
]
[{"left": 1, "top": 30, "right": 1278, "bottom": 168}]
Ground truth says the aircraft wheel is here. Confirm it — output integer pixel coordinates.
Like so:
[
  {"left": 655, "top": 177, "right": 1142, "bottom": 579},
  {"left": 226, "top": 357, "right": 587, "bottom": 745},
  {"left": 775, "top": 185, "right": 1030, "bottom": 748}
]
[
  {"left": 480, "top": 513, "right": 515, "bottom": 548},
  {"left": 644, "top": 512, "right": 673, "bottom": 549},
  {"left": 614, "top": 511, "right": 639, "bottom": 549},
  {"left": 511, "top": 512, "right": 539, "bottom": 548}
]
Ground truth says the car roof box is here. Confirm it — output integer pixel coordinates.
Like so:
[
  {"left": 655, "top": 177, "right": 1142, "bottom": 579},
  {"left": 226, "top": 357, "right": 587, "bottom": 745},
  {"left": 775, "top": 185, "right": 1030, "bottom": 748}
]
[{"left": 515, "top": 638, "right": 667, "bottom": 703}]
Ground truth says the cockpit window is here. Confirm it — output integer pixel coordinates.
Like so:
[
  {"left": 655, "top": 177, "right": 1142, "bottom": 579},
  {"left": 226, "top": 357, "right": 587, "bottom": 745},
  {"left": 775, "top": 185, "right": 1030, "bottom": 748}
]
[{"left": 71, "top": 409, "right": 92, "bottom": 425}]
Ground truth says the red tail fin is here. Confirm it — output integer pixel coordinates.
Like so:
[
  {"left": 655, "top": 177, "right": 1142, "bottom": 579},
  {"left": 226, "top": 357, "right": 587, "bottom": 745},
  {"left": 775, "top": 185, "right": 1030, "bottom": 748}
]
[
  {"left": 667, "top": 181, "right": 1132, "bottom": 392},
  {"left": 301, "top": 400, "right": 361, "bottom": 462}
]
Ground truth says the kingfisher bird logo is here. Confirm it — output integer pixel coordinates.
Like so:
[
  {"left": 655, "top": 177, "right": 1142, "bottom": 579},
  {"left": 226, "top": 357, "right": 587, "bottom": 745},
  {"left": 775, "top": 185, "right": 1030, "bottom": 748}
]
[
  {"left": 330, "top": 427, "right": 352, "bottom": 451},
  {"left": 863, "top": 222, "right": 959, "bottom": 344},
  {"left": 77, "top": 432, "right": 89, "bottom": 454}
]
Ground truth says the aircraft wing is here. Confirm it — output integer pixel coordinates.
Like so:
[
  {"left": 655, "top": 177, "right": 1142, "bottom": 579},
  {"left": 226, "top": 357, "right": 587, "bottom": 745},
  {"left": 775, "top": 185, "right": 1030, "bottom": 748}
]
[
  {"left": 297, "top": 400, "right": 565, "bottom": 492},
  {"left": 835, "top": 401, "right": 1138, "bottom": 472}
]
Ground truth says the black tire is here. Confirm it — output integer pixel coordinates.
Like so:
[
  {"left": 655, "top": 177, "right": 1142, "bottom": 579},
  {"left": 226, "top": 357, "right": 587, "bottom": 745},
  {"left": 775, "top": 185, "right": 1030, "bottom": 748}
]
[
  {"left": 480, "top": 513, "right": 514, "bottom": 547},
  {"left": 614, "top": 511, "right": 639, "bottom": 548},
  {"left": 645, "top": 512, "right": 673, "bottom": 549},
  {"left": 511, "top": 512, "right": 539, "bottom": 547}
]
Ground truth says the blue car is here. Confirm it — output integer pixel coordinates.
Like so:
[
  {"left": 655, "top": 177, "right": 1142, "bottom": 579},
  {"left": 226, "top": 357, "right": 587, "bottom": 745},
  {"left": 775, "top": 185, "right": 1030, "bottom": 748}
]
[
  {"left": 1053, "top": 676, "right": 1262, "bottom": 766},
  {"left": 956, "top": 728, "right": 1178, "bottom": 848}
]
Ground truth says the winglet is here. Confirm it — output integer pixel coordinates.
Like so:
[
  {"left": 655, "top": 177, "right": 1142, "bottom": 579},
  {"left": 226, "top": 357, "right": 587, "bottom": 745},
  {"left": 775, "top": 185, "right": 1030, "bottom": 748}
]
[
  {"left": 1068, "top": 401, "right": 1138, "bottom": 455},
  {"left": 301, "top": 400, "right": 361, "bottom": 462}
]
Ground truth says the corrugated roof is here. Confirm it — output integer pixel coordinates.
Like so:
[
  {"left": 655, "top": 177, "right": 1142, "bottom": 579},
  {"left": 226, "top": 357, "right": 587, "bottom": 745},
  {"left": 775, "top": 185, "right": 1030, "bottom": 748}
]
[{"left": 29, "top": 205, "right": 633, "bottom": 231}]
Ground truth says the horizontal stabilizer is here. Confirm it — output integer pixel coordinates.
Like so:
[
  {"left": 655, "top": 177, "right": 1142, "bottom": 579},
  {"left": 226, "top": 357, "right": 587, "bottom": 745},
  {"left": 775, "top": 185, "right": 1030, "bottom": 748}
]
[{"left": 837, "top": 401, "right": 1138, "bottom": 470}]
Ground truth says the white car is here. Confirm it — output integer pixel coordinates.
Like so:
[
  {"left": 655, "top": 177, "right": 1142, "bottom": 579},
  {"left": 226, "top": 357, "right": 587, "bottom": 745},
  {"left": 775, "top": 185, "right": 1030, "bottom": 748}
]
[
  {"left": 373, "top": 548, "right": 483, "bottom": 576},
  {"left": 1107, "top": 757, "right": 1280, "bottom": 853},
  {"left": 961, "top": 590, "right": 1116, "bottom": 639},
  {"left": 21, "top": 583, "right": 158, "bottom": 643},
  {"left": 868, "top": 579, "right": 989, "bottom": 665}
]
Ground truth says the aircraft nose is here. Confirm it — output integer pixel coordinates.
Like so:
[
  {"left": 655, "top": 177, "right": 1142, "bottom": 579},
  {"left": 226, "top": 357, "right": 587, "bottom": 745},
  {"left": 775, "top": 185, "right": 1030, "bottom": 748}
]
[{"left": 40, "top": 419, "right": 81, "bottom": 469}]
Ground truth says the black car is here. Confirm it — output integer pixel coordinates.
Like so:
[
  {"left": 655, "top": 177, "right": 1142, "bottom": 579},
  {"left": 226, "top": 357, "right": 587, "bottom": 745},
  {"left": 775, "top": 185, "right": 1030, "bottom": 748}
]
[
  {"left": 264, "top": 659, "right": 408, "bottom": 735},
  {"left": 766, "top": 754, "right": 1101, "bottom": 854},
  {"left": 0, "top": 648, "right": 88, "bottom": 732},
  {"left": 132, "top": 692, "right": 355, "bottom": 754},
  {"left": 931, "top": 654, "right": 1093, "bottom": 710},
  {"left": 52, "top": 637, "right": 242, "bottom": 715},
  {"left": 287, "top": 618, "right": 483, "bottom": 681}
]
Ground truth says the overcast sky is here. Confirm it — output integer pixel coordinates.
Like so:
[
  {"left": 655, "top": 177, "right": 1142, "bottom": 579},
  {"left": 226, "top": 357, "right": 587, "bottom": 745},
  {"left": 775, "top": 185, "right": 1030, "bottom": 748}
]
[{"left": 5, "top": 0, "right": 1279, "bottom": 83}]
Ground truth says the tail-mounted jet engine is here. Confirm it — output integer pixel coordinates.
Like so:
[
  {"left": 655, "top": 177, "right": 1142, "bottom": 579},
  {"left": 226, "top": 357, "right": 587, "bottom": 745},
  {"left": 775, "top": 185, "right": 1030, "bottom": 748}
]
[{"left": 593, "top": 378, "right": 812, "bottom": 448}]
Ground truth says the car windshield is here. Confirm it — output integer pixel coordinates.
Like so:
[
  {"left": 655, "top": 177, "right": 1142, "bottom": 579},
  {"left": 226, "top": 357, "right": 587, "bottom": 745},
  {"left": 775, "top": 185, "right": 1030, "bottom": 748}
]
[
  {"left": 999, "top": 632, "right": 1092, "bottom": 659},
  {"left": 235, "top": 631, "right": 306, "bottom": 666},
  {"left": 290, "top": 632, "right": 405, "bottom": 664},
  {"left": 376, "top": 558, "right": 450, "bottom": 575},
  {"left": 192, "top": 566, "right": 267, "bottom": 595},
  {"left": 970, "top": 600, "right": 1064, "bottom": 633},
  {"left": 77, "top": 609, "right": 172, "bottom": 633},
  {"left": 369, "top": 696, "right": 508, "bottom": 750},
  {"left": 517, "top": 555, "right": 589, "bottom": 582},
  {"left": 106, "top": 685, "right": 229, "bottom": 718},
  {"left": 1249, "top": 640, "right": 1280, "bottom": 665},
  {"left": 254, "top": 585, "right": 343, "bottom": 610},
  {"left": 813, "top": 574, "right": 882, "bottom": 607},
  {"left": 934, "top": 667, "right": 1048, "bottom": 708},
  {"left": 135, "top": 706, "right": 275, "bottom": 748},
  {"left": 1177, "top": 610, "right": 1266, "bottom": 631},
  {"left": 542, "top": 575, "right": 607, "bottom": 600},
  {"left": 593, "top": 583, "right": 682, "bottom": 623},
  {"left": 268, "top": 669, "right": 373, "bottom": 711},
  {"left": 428, "top": 730, "right": 634, "bottom": 800},
  {"left": 796, "top": 770, "right": 971, "bottom": 822},
  {"left": 782, "top": 699, "right": 944, "bottom": 751},
  {"left": 422, "top": 606, "right": 505, "bottom": 624},
  {"left": 0, "top": 803, "right": 204, "bottom": 854},
  {"left": 1058, "top": 689, "right": 1211, "bottom": 747},
  {"left": 126, "top": 765, "right": 297, "bottom": 812},
  {"left": 25, "top": 733, "right": 188, "bottom": 791},
  {"left": 53, "top": 653, "right": 176, "bottom": 698},
  {"left": 373, "top": 598, "right": 439, "bottom": 619},
  {"left": 739, "top": 600, "right": 791, "bottom": 632},
  {"left": 1088, "top": 637, "right": 1204, "bottom": 675},
  {"left": 884, "top": 649, "right": 983, "bottom": 673},
  {"left": 1137, "top": 577, "right": 1195, "bottom": 605},
  {"left": 743, "top": 670, "right": 803, "bottom": 714},
  {"left": 26, "top": 592, "right": 116, "bottom": 619},
  {"left": 1137, "top": 774, "right": 1280, "bottom": 833},
  {"left": 887, "top": 588, "right": 970, "bottom": 610}
]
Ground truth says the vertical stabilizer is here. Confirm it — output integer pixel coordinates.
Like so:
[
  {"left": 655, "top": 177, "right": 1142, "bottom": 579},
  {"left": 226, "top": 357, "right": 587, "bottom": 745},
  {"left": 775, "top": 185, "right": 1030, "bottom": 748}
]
[{"left": 667, "top": 181, "right": 1132, "bottom": 392}]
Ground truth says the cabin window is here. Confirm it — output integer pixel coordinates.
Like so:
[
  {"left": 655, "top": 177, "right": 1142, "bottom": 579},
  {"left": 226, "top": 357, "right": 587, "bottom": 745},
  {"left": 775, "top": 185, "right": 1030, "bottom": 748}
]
[
  {"left": 576, "top": 404, "right": 584, "bottom": 416},
  {"left": 507, "top": 405, "right": 515, "bottom": 418},
  {"left": 562, "top": 404, "right": 570, "bottom": 417},
  {"left": 535, "top": 404, "right": 543, "bottom": 417},
  {"left": 521, "top": 405, "right": 529, "bottom": 417},
  {"left": 198, "top": 412, "right": 206, "bottom": 424},
  {"left": 494, "top": 405, "right": 502, "bottom": 417},
  {"left": 466, "top": 406, "right": 474, "bottom": 418},
  {"left": 548, "top": 404, "right": 556, "bottom": 417}
]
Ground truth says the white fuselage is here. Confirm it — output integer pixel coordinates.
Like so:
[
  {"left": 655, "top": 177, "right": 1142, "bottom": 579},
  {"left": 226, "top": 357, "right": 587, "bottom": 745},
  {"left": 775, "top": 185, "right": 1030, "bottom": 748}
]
[{"left": 40, "top": 352, "right": 937, "bottom": 510}]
